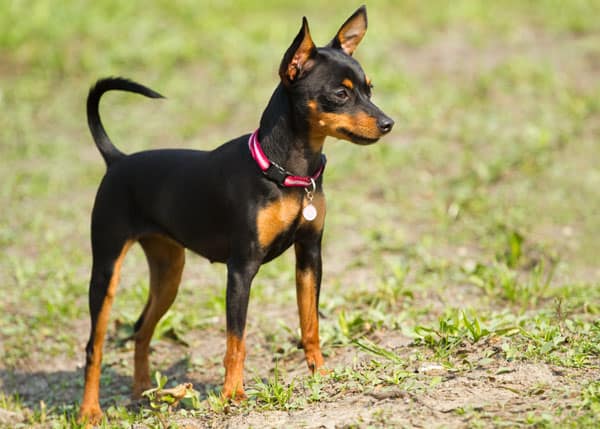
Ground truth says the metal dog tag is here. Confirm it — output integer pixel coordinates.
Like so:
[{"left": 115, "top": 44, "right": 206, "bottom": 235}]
[
  {"left": 303, "top": 178, "right": 318, "bottom": 221},
  {"left": 302, "top": 204, "right": 317, "bottom": 221}
]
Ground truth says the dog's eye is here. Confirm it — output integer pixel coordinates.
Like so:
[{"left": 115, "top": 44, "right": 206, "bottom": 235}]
[{"left": 334, "top": 88, "right": 349, "bottom": 102}]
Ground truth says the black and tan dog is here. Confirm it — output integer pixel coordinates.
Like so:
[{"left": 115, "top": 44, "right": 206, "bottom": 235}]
[{"left": 79, "top": 5, "right": 393, "bottom": 423}]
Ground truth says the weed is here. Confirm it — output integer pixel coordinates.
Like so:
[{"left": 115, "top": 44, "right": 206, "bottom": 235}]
[
  {"left": 581, "top": 381, "right": 600, "bottom": 414},
  {"left": 0, "top": 392, "right": 22, "bottom": 411},
  {"left": 414, "top": 310, "right": 519, "bottom": 359},
  {"left": 304, "top": 374, "right": 326, "bottom": 403},
  {"left": 353, "top": 338, "right": 404, "bottom": 364},
  {"left": 465, "top": 259, "right": 556, "bottom": 308},
  {"left": 206, "top": 391, "right": 228, "bottom": 414},
  {"left": 247, "top": 365, "right": 297, "bottom": 410},
  {"left": 337, "top": 310, "right": 372, "bottom": 342}
]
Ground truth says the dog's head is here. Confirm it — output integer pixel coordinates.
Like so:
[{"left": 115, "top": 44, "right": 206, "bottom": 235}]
[{"left": 279, "top": 6, "right": 394, "bottom": 146}]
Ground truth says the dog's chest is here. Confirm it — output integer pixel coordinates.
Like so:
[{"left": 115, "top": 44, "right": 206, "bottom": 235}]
[{"left": 256, "top": 193, "right": 325, "bottom": 256}]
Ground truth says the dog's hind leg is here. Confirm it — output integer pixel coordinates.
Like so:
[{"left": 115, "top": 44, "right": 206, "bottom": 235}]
[
  {"left": 132, "top": 235, "right": 185, "bottom": 398},
  {"left": 80, "top": 237, "right": 133, "bottom": 424}
]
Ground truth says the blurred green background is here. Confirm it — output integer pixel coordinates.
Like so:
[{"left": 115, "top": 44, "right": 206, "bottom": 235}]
[
  {"left": 1, "top": 0, "right": 600, "bottom": 426},
  {"left": 3, "top": 0, "right": 599, "bottom": 276}
]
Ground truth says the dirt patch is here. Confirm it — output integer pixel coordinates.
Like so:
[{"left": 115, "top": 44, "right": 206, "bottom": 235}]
[{"left": 1, "top": 286, "right": 597, "bottom": 428}]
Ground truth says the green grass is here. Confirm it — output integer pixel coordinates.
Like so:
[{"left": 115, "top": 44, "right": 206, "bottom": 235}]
[{"left": 1, "top": 0, "right": 600, "bottom": 427}]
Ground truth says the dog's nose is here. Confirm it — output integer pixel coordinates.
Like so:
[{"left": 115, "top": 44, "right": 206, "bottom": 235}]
[{"left": 377, "top": 116, "right": 394, "bottom": 134}]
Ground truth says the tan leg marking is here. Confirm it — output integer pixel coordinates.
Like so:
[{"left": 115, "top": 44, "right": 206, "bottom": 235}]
[
  {"left": 133, "top": 235, "right": 185, "bottom": 398},
  {"left": 296, "top": 268, "right": 325, "bottom": 374},
  {"left": 79, "top": 240, "right": 133, "bottom": 424},
  {"left": 222, "top": 331, "right": 247, "bottom": 400}
]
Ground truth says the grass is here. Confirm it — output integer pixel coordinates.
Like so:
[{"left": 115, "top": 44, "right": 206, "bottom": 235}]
[{"left": 1, "top": 0, "right": 600, "bottom": 427}]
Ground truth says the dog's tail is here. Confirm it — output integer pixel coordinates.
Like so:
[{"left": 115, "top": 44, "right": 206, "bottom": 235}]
[{"left": 87, "top": 77, "right": 165, "bottom": 166}]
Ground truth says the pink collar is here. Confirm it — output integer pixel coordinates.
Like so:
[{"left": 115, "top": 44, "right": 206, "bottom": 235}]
[{"left": 248, "top": 129, "right": 326, "bottom": 187}]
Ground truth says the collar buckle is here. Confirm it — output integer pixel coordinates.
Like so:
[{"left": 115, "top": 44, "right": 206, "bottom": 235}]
[{"left": 263, "top": 162, "right": 288, "bottom": 186}]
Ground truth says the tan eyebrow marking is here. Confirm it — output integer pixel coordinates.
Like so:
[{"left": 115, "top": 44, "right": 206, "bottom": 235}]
[
  {"left": 342, "top": 78, "right": 354, "bottom": 89},
  {"left": 366, "top": 76, "right": 372, "bottom": 87}
]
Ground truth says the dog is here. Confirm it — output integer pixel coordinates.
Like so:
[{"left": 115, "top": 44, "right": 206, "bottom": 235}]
[{"left": 79, "top": 5, "right": 393, "bottom": 423}]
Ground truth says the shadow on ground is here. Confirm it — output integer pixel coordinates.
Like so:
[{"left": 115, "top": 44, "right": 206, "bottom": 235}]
[{"left": 0, "top": 357, "right": 218, "bottom": 412}]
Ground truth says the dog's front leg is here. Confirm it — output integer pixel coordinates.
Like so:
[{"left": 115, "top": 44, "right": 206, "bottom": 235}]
[
  {"left": 294, "top": 232, "right": 326, "bottom": 374},
  {"left": 221, "top": 257, "right": 259, "bottom": 400}
]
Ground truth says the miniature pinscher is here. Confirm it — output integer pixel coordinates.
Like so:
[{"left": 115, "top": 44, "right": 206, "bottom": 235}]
[{"left": 79, "top": 5, "right": 393, "bottom": 423}]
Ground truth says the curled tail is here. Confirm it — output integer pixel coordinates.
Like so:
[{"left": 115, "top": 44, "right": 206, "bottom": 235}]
[{"left": 87, "top": 77, "right": 164, "bottom": 166}]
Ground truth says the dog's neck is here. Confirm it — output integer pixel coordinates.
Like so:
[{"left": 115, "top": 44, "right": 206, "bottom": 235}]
[{"left": 258, "top": 84, "right": 324, "bottom": 178}]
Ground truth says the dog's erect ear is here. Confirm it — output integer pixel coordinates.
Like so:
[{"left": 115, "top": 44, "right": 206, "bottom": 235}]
[
  {"left": 279, "top": 17, "right": 317, "bottom": 84},
  {"left": 327, "top": 5, "right": 368, "bottom": 56}
]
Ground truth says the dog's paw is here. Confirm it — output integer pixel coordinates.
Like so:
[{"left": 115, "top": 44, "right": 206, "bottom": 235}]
[
  {"left": 78, "top": 405, "right": 104, "bottom": 426},
  {"left": 221, "top": 387, "right": 248, "bottom": 403}
]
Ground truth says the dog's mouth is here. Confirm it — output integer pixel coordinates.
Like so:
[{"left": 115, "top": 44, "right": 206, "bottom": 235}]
[{"left": 338, "top": 128, "right": 380, "bottom": 145}]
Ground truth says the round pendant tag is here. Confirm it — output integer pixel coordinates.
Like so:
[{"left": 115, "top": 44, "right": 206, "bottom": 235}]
[{"left": 302, "top": 204, "right": 317, "bottom": 221}]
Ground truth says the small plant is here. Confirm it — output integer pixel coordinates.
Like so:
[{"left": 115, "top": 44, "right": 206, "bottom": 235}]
[
  {"left": 461, "top": 311, "right": 489, "bottom": 342},
  {"left": 413, "top": 310, "right": 518, "bottom": 358},
  {"left": 465, "top": 261, "right": 554, "bottom": 308},
  {"left": 495, "top": 226, "right": 524, "bottom": 268},
  {"left": 581, "top": 381, "right": 600, "bottom": 413},
  {"left": 0, "top": 392, "right": 22, "bottom": 411},
  {"left": 337, "top": 310, "right": 370, "bottom": 341},
  {"left": 353, "top": 338, "right": 404, "bottom": 364},
  {"left": 304, "top": 373, "right": 326, "bottom": 402},
  {"left": 248, "top": 365, "right": 296, "bottom": 410},
  {"left": 369, "top": 264, "right": 412, "bottom": 309},
  {"left": 414, "top": 310, "right": 463, "bottom": 358},
  {"left": 153, "top": 311, "right": 190, "bottom": 345},
  {"left": 206, "top": 390, "right": 229, "bottom": 413}
]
